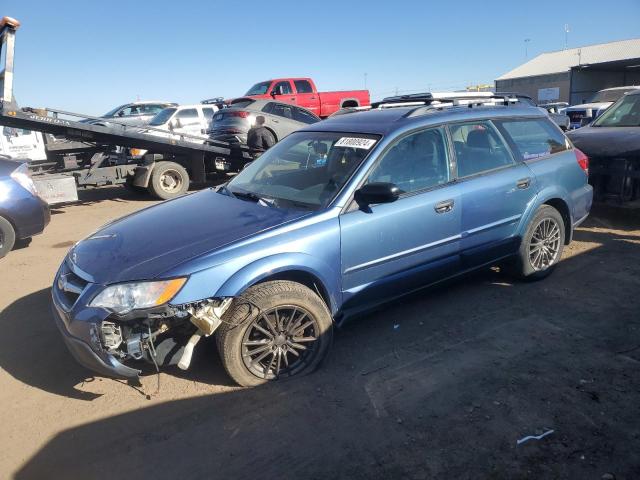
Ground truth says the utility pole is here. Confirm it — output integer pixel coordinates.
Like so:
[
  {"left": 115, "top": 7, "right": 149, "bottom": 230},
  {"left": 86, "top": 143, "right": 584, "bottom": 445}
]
[
  {"left": 524, "top": 38, "right": 531, "bottom": 59},
  {"left": 564, "top": 24, "right": 570, "bottom": 50}
]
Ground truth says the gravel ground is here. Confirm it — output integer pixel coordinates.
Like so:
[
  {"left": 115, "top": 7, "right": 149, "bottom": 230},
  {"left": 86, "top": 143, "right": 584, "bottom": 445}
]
[{"left": 1, "top": 186, "right": 639, "bottom": 479}]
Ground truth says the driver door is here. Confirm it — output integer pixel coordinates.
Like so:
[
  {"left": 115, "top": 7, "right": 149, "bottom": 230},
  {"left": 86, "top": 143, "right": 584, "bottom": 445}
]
[{"left": 339, "top": 127, "right": 463, "bottom": 312}]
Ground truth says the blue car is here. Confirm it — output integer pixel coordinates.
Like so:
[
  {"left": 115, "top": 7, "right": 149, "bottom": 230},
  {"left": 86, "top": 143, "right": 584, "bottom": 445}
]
[
  {"left": 52, "top": 101, "right": 593, "bottom": 386},
  {"left": 0, "top": 157, "right": 50, "bottom": 258}
]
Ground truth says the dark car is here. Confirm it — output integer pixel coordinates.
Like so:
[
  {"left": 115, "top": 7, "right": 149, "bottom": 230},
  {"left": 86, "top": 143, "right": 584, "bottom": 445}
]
[
  {"left": 52, "top": 99, "right": 592, "bottom": 386},
  {"left": 567, "top": 89, "right": 640, "bottom": 203},
  {"left": 0, "top": 156, "right": 50, "bottom": 257},
  {"left": 207, "top": 99, "right": 320, "bottom": 145}
]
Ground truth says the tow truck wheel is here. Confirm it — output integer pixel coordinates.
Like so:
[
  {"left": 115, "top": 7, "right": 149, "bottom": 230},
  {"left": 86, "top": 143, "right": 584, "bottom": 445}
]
[
  {"left": 148, "top": 161, "right": 190, "bottom": 200},
  {"left": 0, "top": 216, "right": 16, "bottom": 259},
  {"left": 216, "top": 281, "right": 333, "bottom": 387}
]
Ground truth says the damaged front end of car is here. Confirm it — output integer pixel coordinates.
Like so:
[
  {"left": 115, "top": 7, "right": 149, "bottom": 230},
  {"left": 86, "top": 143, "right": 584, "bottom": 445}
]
[
  {"left": 96, "top": 298, "right": 233, "bottom": 374},
  {"left": 52, "top": 259, "right": 234, "bottom": 379}
]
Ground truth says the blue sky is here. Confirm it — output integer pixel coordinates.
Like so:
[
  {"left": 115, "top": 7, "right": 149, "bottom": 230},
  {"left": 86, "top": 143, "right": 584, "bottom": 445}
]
[{"left": 4, "top": 0, "right": 640, "bottom": 115}]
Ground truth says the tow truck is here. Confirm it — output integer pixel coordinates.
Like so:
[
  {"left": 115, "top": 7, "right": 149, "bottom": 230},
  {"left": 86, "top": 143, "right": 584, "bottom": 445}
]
[{"left": 0, "top": 17, "right": 253, "bottom": 204}]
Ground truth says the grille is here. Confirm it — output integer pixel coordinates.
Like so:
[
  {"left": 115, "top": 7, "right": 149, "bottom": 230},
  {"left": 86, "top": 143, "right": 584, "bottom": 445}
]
[{"left": 56, "top": 261, "right": 89, "bottom": 309}]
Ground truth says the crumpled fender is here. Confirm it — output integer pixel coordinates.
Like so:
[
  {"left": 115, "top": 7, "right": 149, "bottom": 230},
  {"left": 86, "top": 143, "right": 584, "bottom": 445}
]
[{"left": 214, "top": 252, "right": 340, "bottom": 315}]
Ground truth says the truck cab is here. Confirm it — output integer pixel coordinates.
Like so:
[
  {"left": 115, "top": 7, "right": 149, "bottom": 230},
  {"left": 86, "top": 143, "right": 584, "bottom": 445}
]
[
  {"left": 145, "top": 104, "right": 218, "bottom": 141},
  {"left": 237, "top": 77, "right": 370, "bottom": 118}
]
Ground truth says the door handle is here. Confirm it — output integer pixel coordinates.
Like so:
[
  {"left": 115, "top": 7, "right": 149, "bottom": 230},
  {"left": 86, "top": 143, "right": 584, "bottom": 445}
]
[
  {"left": 517, "top": 177, "right": 531, "bottom": 189},
  {"left": 434, "top": 199, "right": 454, "bottom": 214}
]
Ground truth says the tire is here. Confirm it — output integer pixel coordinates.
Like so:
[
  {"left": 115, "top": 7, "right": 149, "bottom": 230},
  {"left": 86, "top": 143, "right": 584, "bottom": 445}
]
[
  {"left": 0, "top": 216, "right": 16, "bottom": 259},
  {"left": 511, "top": 205, "right": 565, "bottom": 281},
  {"left": 148, "top": 161, "right": 189, "bottom": 200},
  {"left": 216, "top": 280, "right": 333, "bottom": 387}
]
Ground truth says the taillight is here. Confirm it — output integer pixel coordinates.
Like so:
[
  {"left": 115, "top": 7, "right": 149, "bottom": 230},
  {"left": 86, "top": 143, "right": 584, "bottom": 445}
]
[
  {"left": 228, "top": 111, "right": 250, "bottom": 118},
  {"left": 575, "top": 148, "right": 589, "bottom": 175}
]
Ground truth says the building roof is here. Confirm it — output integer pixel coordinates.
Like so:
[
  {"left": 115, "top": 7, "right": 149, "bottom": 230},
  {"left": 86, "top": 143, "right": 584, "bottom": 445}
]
[{"left": 497, "top": 38, "right": 640, "bottom": 80}]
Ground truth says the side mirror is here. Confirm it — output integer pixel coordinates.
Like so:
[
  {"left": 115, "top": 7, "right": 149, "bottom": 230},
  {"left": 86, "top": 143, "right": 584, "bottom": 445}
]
[
  {"left": 270, "top": 90, "right": 278, "bottom": 98},
  {"left": 173, "top": 118, "right": 182, "bottom": 129},
  {"left": 354, "top": 182, "right": 401, "bottom": 207},
  {"left": 117, "top": 111, "right": 125, "bottom": 117}
]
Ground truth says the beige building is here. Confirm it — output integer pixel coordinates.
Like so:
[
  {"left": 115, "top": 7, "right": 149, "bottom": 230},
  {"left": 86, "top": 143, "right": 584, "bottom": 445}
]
[{"left": 495, "top": 38, "right": 640, "bottom": 104}]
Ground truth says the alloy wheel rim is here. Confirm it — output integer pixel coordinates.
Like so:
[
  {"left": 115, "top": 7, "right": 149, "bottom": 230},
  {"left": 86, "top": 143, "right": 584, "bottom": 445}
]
[
  {"left": 159, "top": 170, "right": 182, "bottom": 192},
  {"left": 529, "top": 218, "right": 561, "bottom": 271},
  {"left": 241, "top": 305, "right": 320, "bottom": 380}
]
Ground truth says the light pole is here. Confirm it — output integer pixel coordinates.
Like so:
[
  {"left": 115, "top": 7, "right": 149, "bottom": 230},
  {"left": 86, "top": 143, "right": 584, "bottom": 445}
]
[
  {"left": 364, "top": 72, "right": 368, "bottom": 90},
  {"left": 564, "top": 24, "right": 570, "bottom": 50},
  {"left": 524, "top": 38, "right": 531, "bottom": 59}
]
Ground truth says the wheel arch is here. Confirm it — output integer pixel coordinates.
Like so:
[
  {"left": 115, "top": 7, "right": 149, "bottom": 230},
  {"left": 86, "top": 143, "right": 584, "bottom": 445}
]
[
  {"left": 518, "top": 188, "right": 573, "bottom": 244},
  {"left": 214, "top": 254, "right": 339, "bottom": 316},
  {"left": 340, "top": 98, "right": 360, "bottom": 108},
  {"left": 543, "top": 197, "right": 572, "bottom": 244}
]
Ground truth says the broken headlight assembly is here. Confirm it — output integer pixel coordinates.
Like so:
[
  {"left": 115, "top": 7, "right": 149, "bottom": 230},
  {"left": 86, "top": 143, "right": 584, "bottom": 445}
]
[{"left": 89, "top": 278, "right": 187, "bottom": 315}]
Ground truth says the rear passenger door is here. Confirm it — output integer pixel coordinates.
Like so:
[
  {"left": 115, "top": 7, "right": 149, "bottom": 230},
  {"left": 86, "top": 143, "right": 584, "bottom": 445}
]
[{"left": 450, "top": 120, "right": 538, "bottom": 268}]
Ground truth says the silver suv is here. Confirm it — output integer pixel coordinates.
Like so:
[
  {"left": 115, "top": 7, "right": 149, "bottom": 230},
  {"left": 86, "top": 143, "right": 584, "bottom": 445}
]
[{"left": 83, "top": 101, "right": 177, "bottom": 127}]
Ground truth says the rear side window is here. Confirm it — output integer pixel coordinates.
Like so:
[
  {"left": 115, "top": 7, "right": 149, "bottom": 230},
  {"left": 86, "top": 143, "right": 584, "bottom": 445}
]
[
  {"left": 202, "top": 107, "right": 215, "bottom": 122},
  {"left": 294, "top": 80, "right": 314, "bottom": 94},
  {"left": 449, "top": 121, "right": 514, "bottom": 177},
  {"left": 293, "top": 107, "right": 319, "bottom": 124},
  {"left": 271, "top": 103, "right": 294, "bottom": 119},
  {"left": 496, "top": 118, "right": 567, "bottom": 160}
]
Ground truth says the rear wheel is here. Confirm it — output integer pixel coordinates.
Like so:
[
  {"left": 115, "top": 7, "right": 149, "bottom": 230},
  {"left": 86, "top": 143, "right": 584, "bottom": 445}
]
[
  {"left": 216, "top": 280, "right": 333, "bottom": 387},
  {"left": 511, "top": 205, "right": 565, "bottom": 280},
  {"left": 148, "top": 161, "right": 189, "bottom": 200},
  {"left": 0, "top": 216, "right": 16, "bottom": 259}
]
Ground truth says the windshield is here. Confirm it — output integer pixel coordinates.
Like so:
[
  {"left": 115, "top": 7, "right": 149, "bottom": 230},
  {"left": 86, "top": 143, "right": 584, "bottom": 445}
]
[
  {"left": 593, "top": 94, "right": 640, "bottom": 127},
  {"left": 148, "top": 108, "right": 176, "bottom": 126},
  {"left": 102, "top": 104, "right": 126, "bottom": 118},
  {"left": 245, "top": 82, "right": 271, "bottom": 96},
  {"left": 589, "top": 89, "right": 634, "bottom": 104},
  {"left": 226, "top": 131, "right": 380, "bottom": 210}
]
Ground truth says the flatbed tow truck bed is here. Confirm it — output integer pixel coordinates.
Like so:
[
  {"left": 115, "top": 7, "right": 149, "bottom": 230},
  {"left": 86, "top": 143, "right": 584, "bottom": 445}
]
[{"left": 0, "top": 16, "right": 252, "bottom": 203}]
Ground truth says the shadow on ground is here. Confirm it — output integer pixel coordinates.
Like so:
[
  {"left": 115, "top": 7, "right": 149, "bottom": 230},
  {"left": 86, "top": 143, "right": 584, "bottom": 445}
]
[{"left": 5, "top": 218, "right": 640, "bottom": 478}]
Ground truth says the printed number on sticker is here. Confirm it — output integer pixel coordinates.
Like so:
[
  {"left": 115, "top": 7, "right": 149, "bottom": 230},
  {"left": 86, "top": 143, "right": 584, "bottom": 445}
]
[{"left": 335, "top": 137, "right": 376, "bottom": 149}]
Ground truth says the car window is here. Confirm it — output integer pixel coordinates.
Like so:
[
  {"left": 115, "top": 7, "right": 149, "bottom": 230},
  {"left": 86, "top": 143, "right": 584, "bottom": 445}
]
[
  {"left": 294, "top": 80, "right": 314, "bottom": 94},
  {"left": 593, "top": 93, "right": 640, "bottom": 127},
  {"left": 261, "top": 102, "right": 274, "bottom": 114},
  {"left": 119, "top": 106, "right": 141, "bottom": 116},
  {"left": 366, "top": 127, "right": 450, "bottom": 194},
  {"left": 293, "top": 107, "right": 319, "bottom": 124},
  {"left": 175, "top": 108, "right": 200, "bottom": 124},
  {"left": 140, "top": 104, "right": 165, "bottom": 115},
  {"left": 271, "top": 103, "right": 295, "bottom": 119},
  {"left": 273, "top": 81, "right": 293, "bottom": 95},
  {"left": 495, "top": 118, "right": 568, "bottom": 160},
  {"left": 202, "top": 107, "right": 216, "bottom": 122},
  {"left": 450, "top": 121, "right": 514, "bottom": 177},
  {"left": 228, "top": 132, "right": 379, "bottom": 209}
]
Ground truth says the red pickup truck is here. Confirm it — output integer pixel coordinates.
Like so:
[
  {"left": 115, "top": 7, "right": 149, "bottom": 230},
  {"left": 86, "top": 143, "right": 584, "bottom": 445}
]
[{"left": 231, "top": 78, "right": 370, "bottom": 118}]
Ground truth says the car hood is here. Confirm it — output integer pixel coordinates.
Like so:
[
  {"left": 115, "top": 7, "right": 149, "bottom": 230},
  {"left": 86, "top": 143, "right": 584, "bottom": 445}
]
[
  {"left": 567, "top": 126, "right": 640, "bottom": 157},
  {"left": 69, "top": 189, "right": 310, "bottom": 284},
  {"left": 566, "top": 102, "right": 611, "bottom": 112}
]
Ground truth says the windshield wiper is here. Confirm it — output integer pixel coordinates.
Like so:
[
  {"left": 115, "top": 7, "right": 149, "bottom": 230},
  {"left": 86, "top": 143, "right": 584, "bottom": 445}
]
[{"left": 228, "top": 189, "right": 277, "bottom": 207}]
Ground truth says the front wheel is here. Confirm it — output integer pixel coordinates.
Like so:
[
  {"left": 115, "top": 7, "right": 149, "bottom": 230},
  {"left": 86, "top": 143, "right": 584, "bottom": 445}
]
[
  {"left": 216, "top": 281, "right": 333, "bottom": 387},
  {"left": 512, "top": 205, "right": 566, "bottom": 280}
]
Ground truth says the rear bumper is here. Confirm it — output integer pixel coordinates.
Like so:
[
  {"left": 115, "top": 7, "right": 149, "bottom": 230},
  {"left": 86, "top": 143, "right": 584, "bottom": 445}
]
[{"left": 51, "top": 289, "right": 140, "bottom": 380}]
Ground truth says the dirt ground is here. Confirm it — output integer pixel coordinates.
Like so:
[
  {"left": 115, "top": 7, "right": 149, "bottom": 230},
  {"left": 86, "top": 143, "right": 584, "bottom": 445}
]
[{"left": 1, "top": 186, "right": 639, "bottom": 480}]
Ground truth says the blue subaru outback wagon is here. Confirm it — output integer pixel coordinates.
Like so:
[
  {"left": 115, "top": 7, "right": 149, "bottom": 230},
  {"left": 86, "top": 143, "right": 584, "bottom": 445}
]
[{"left": 52, "top": 97, "right": 593, "bottom": 386}]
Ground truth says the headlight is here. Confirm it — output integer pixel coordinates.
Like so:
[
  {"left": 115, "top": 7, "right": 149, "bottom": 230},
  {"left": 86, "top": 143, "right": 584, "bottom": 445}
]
[
  {"left": 10, "top": 163, "right": 39, "bottom": 197},
  {"left": 89, "top": 278, "right": 187, "bottom": 315}
]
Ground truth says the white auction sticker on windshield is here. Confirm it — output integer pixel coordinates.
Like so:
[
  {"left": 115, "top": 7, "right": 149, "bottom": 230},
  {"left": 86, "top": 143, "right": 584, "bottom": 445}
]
[{"left": 335, "top": 137, "right": 377, "bottom": 149}]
